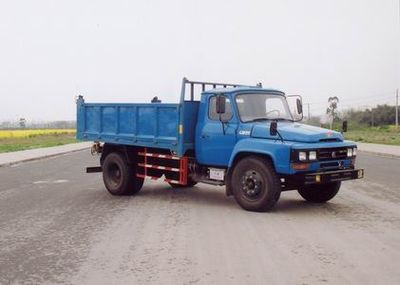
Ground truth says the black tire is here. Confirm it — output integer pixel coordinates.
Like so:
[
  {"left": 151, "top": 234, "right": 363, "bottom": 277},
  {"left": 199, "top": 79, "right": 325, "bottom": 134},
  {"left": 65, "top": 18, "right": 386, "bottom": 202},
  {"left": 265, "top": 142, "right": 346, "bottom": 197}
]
[
  {"left": 102, "top": 152, "right": 144, "bottom": 195},
  {"left": 298, "top": 181, "right": 341, "bottom": 203},
  {"left": 232, "top": 156, "right": 281, "bottom": 212}
]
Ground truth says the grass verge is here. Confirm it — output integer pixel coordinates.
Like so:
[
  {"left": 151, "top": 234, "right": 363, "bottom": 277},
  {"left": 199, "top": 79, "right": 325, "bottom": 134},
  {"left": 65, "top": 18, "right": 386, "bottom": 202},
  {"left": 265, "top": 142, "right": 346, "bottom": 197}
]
[
  {"left": 0, "top": 134, "right": 77, "bottom": 153},
  {"left": 344, "top": 125, "right": 400, "bottom": 145}
]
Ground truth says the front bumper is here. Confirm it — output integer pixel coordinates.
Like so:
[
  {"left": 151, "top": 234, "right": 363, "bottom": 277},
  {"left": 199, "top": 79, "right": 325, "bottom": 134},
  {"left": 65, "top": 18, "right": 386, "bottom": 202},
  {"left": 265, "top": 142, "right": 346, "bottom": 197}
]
[
  {"left": 283, "top": 168, "right": 364, "bottom": 190},
  {"left": 303, "top": 168, "right": 364, "bottom": 185}
]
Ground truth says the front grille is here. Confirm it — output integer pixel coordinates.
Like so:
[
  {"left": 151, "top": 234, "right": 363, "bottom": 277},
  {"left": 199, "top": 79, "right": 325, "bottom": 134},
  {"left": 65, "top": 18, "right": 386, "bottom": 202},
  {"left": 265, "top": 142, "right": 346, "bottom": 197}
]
[
  {"left": 318, "top": 147, "right": 347, "bottom": 161},
  {"left": 320, "top": 161, "right": 340, "bottom": 168}
]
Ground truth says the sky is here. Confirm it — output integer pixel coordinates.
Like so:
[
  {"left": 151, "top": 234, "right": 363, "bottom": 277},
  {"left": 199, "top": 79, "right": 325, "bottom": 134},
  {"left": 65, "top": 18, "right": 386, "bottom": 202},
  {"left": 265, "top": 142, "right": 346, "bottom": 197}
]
[{"left": 0, "top": 0, "right": 399, "bottom": 122}]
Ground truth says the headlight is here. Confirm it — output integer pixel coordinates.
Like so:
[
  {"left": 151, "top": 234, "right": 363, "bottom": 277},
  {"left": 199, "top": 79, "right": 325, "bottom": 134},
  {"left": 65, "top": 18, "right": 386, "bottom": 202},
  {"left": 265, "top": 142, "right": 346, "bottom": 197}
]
[
  {"left": 309, "top": 151, "right": 317, "bottom": 160},
  {"left": 347, "top": 148, "right": 353, "bottom": 157},
  {"left": 353, "top": 147, "right": 357, "bottom": 156},
  {"left": 299, "top": 151, "right": 307, "bottom": 161}
]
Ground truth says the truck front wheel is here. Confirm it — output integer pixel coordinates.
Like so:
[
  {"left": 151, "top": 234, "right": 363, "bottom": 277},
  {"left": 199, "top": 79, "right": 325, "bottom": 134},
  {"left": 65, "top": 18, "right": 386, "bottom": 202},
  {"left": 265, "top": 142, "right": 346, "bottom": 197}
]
[
  {"left": 298, "top": 181, "right": 341, "bottom": 203},
  {"left": 102, "top": 152, "right": 144, "bottom": 195},
  {"left": 232, "top": 156, "right": 281, "bottom": 212}
]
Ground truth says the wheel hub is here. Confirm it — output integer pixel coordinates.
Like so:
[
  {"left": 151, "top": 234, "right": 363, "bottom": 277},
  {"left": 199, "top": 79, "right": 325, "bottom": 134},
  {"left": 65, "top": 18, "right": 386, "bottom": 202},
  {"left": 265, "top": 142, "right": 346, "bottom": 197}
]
[
  {"left": 241, "top": 170, "right": 262, "bottom": 199},
  {"left": 108, "top": 163, "right": 122, "bottom": 185}
]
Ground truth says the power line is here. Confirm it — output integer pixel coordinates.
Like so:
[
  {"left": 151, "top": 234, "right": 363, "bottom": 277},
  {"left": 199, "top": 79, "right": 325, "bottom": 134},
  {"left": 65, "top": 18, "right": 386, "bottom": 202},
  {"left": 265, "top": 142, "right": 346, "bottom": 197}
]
[
  {"left": 307, "top": 92, "right": 394, "bottom": 105},
  {"left": 305, "top": 90, "right": 399, "bottom": 125},
  {"left": 306, "top": 94, "right": 395, "bottom": 111}
]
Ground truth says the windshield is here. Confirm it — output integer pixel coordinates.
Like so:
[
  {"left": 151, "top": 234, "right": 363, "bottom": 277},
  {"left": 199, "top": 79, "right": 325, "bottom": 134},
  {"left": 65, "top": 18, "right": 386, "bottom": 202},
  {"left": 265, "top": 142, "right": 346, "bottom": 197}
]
[{"left": 235, "top": 93, "right": 293, "bottom": 122}]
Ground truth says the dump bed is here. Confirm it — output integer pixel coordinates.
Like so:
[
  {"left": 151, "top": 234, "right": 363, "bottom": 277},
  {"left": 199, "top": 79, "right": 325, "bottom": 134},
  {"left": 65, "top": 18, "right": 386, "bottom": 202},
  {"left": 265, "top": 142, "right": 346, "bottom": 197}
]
[
  {"left": 76, "top": 96, "right": 199, "bottom": 156},
  {"left": 76, "top": 78, "right": 255, "bottom": 156}
]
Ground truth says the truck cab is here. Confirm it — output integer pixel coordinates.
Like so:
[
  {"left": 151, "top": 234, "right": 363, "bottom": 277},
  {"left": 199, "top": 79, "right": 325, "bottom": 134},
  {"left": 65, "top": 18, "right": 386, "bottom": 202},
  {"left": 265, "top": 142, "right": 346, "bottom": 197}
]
[
  {"left": 77, "top": 78, "right": 364, "bottom": 212},
  {"left": 195, "top": 87, "right": 297, "bottom": 166}
]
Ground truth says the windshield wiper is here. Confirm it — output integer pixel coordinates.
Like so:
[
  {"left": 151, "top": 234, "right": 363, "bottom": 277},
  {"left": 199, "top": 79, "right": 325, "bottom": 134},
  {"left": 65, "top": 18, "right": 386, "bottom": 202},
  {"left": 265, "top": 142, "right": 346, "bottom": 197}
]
[
  {"left": 245, "top": 117, "right": 271, "bottom": 123},
  {"left": 274, "top": 118, "right": 294, "bottom": 122},
  {"left": 246, "top": 117, "right": 293, "bottom": 123}
]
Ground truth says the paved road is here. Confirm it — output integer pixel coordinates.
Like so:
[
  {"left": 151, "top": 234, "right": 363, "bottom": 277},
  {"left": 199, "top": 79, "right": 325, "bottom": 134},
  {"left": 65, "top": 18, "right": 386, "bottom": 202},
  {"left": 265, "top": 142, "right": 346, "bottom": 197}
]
[{"left": 0, "top": 151, "right": 399, "bottom": 284}]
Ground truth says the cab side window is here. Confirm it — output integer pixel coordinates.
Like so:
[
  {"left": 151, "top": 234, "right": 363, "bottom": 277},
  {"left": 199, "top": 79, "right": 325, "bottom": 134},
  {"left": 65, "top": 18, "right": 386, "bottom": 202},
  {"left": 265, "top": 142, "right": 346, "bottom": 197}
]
[{"left": 208, "top": 96, "right": 233, "bottom": 121}]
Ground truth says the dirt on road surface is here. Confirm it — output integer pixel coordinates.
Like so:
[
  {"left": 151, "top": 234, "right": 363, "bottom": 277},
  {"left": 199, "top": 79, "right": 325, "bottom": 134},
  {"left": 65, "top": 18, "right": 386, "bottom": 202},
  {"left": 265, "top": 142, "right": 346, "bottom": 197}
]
[{"left": 0, "top": 151, "right": 399, "bottom": 284}]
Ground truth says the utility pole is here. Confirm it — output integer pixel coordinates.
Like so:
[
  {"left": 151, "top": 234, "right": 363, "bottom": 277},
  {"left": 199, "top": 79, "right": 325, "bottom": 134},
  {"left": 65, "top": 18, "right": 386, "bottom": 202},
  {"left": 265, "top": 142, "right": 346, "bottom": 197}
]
[
  {"left": 371, "top": 108, "right": 374, "bottom": 127},
  {"left": 397, "top": 0, "right": 400, "bottom": 128},
  {"left": 307, "top": 103, "right": 310, "bottom": 121},
  {"left": 396, "top": 88, "right": 399, "bottom": 128}
]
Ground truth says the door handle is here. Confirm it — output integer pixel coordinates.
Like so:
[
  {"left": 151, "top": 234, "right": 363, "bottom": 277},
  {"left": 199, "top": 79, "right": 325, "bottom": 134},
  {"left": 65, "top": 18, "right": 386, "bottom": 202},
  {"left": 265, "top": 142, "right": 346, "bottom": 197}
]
[{"left": 201, "top": 133, "right": 209, "bottom": 139}]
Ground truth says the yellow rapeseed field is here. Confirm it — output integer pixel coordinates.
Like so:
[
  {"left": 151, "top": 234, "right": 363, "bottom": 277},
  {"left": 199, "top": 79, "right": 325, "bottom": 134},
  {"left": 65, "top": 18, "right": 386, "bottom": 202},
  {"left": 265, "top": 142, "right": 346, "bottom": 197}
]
[{"left": 0, "top": 129, "right": 76, "bottom": 139}]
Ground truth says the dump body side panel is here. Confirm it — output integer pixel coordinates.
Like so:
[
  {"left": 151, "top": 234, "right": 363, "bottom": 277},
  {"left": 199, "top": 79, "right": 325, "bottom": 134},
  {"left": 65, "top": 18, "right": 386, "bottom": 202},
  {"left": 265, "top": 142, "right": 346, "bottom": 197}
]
[
  {"left": 77, "top": 101, "right": 182, "bottom": 153},
  {"left": 77, "top": 99, "right": 200, "bottom": 156}
]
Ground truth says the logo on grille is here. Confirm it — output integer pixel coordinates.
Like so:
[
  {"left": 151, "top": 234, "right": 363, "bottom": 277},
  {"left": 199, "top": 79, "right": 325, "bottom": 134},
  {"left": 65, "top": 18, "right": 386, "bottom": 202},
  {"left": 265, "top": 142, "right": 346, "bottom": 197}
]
[{"left": 332, "top": 151, "right": 336, "bottom": 158}]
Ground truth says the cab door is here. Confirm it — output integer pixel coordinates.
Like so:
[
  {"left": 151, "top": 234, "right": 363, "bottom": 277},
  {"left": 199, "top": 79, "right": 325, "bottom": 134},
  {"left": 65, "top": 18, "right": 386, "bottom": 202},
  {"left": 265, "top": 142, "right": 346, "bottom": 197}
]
[{"left": 195, "top": 95, "right": 237, "bottom": 166}]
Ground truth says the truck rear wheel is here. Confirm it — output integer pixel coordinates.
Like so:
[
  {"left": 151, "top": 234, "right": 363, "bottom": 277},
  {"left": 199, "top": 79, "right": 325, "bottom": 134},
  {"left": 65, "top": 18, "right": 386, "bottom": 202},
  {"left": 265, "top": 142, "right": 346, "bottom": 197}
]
[
  {"left": 102, "top": 152, "right": 144, "bottom": 195},
  {"left": 232, "top": 156, "right": 281, "bottom": 212},
  {"left": 298, "top": 181, "right": 341, "bottom": 203}
]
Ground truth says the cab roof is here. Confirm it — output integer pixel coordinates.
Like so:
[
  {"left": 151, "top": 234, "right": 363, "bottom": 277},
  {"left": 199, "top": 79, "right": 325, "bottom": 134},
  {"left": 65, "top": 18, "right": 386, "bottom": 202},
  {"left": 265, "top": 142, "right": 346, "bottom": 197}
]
[{"left": 202, "top": 86, "right": 285, "bottom": 95}]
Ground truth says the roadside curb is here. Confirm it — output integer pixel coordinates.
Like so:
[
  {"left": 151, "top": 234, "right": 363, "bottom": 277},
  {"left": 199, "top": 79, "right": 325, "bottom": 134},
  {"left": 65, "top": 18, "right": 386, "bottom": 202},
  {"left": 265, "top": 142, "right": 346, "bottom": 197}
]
[
  {"left": 356, "top": 142, "right": 400, "bottom": 159},
  {"left": 0, "top": 143, "right": 91, "bottom": 168},
  {"left": 358, "top": 150, "right": 400, "bottom": 159}
]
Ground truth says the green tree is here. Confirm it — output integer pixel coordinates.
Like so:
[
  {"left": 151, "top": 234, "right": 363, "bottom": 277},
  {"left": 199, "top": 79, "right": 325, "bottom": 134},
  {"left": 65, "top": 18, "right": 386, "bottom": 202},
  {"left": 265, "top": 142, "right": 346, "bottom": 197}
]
[
  {"left": 342, "top": 104, "right": 395, "bottom": 126},
  {"left": 326, "top": 96, "right": 339, "bottom": 129},
  {"left": 19, "top": 118, "right": 26, "bottom": 129}
]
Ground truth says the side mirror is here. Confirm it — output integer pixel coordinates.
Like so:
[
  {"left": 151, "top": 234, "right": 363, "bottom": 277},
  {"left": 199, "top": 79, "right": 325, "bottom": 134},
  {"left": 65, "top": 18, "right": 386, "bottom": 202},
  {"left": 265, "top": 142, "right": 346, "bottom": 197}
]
[
  {"left": 296, "top": 98, "right": 303, "bottom": 114},
  {"left": 342, "top": 120, "right": 348, "bottom": 133},
  {"left": 216, "top": 95, "right": 226, "bottom": 114},
  {"left": 270, "top": 121, "right": 278, "bottom": 136},
  {"left": 287, "top": 95, "right": 303, "bottom": 121}
]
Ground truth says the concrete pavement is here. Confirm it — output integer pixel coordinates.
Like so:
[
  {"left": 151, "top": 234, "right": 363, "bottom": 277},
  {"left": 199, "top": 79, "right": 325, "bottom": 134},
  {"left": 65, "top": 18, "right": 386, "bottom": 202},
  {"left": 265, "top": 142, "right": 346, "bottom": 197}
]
[
  {"left": 0, "top": 151, "right": 399, "bottom": 284},
  {"left": 0, "top": 142, "right": 92, "bottom": 167},
  {"left": 357, "top": 142, "right": 400, "bottom": 158}
]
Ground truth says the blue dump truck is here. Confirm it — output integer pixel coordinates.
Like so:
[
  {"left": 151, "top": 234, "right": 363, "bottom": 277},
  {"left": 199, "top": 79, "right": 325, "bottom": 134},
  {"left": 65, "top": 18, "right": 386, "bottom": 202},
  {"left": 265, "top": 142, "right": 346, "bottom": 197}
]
[{"left": 76, "top": 78, "right": 364, "bottom": 212}]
